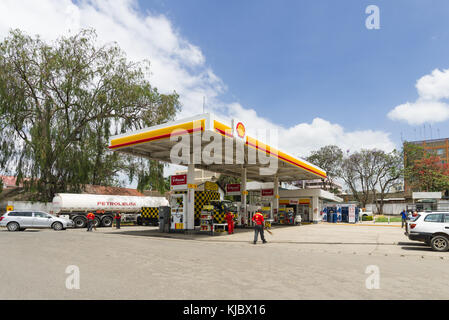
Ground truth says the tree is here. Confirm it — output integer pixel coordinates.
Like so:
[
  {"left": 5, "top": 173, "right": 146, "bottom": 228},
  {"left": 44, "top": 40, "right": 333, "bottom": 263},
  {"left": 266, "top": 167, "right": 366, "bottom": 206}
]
[
  {"left": 403, "top": 142, "right": 449, "bottom": 193},
  {"left": 306, "top": 145, "right": 343, "bottom": 193},
  {"left": 406, "top": 155, "right": 449, "bottom": 192},
  {"left": 339, "top": 149, "right": 403, "bottom": 212},
  {"left": 340, "top": 150, "right": 376, "bottom": 208},
  {"left": 0, "top": 29, "right": 180, "bottom": 201},
  {"left": 369, "top": 150, "right": 403, "bottom": 215},
  {"left": 217, "top": 174, "right": 240, "bottom": 201}
]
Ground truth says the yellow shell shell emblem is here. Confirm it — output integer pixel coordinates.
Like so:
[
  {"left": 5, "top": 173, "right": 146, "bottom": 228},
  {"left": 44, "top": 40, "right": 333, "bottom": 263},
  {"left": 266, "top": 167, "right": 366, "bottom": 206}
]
[{"left": 236, "top": 122, "right": 245, "bottom": 138}]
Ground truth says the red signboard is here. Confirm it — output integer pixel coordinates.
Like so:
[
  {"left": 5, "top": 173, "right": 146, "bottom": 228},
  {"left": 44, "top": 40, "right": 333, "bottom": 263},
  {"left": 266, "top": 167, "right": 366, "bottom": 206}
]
[
  {"left": 171, "top": 174, "right": 187, "bottom": 190},
  {"left": 261, "top": 189, "right": 274, "bottom": 197},
  {"left": 226, "top": 184, "right": 241, "bottom": 195},
  {"left": 171, "top": 174, "right": 187, "bottom": 186}
]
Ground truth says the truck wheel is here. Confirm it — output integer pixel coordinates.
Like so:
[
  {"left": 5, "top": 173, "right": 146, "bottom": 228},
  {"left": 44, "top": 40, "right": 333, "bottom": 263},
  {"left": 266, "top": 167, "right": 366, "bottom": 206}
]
[
  {"left": 136, "top": 216, "right": 142, "bottom": 226},
  {"left": 7, "top": 222, "right": 20, "bottom": 232},
  {"left": 73, "top": 216, "right": 87, "bottom": 228},
  {"left": 431, "top": 235, "right": 449, "bottom": 252},
  {"left": 52, "top": 222, "right": 63, "bottom": 231},
  {"left": 94, "top": 217, "right": 101, "bottom": 228},
  {"left": 102, "top": 216, "right": 113, "bottom": 227}
]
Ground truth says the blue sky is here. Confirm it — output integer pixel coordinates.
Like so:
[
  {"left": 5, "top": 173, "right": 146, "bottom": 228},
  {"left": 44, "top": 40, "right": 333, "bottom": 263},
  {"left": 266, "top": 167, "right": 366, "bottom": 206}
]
[
  {"left": 2, "top": 0, "right": 449, "bottom": 157},
  {"left": 138, "top": 0, "right": 449, "bottom": 145}
]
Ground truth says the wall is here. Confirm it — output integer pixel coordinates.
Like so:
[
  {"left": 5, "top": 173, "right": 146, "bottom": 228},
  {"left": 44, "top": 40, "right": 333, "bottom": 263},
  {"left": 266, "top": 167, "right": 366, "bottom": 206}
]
[{"left": 366, "top": 203, "right": 406, "bottom": 215}]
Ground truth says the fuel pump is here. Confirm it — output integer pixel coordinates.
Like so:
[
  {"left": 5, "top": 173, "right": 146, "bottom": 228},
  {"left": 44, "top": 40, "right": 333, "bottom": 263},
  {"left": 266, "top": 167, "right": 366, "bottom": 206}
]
[{"left": 170, "top": 193, "right": 186, "bottom": 231}]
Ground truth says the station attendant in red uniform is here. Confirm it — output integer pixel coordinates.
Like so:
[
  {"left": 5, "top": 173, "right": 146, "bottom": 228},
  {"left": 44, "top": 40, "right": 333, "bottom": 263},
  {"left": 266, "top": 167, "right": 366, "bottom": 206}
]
[
  {"left": 114, "top": 212, "right": 122, "bottom": 229},
  {"left": 225, "top": 212, "right": 234, "bottom": 234},
  {"left": 252, "top": 211, "right": 267, "bottom": 244},
  {"left": 86, "top": 212, "right": 95, "bottom": 232}
]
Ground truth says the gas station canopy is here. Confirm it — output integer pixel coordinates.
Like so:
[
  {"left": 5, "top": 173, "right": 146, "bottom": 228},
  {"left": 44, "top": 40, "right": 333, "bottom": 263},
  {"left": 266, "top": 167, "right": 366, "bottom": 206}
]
[{"left": 108, "top": 113, "right": 326, "bottom": 182}]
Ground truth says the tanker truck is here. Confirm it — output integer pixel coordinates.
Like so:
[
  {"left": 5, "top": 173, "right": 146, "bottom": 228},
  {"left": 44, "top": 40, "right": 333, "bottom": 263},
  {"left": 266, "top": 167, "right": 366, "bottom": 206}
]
[{"left": 52, "top": 193, "right": 168, "bottom": 228}]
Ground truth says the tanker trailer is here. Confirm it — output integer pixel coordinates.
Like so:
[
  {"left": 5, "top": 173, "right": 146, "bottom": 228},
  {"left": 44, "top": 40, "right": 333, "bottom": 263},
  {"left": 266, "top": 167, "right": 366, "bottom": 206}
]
[{"left": 52, "top": 193, "right": 169, "bottom": 228}]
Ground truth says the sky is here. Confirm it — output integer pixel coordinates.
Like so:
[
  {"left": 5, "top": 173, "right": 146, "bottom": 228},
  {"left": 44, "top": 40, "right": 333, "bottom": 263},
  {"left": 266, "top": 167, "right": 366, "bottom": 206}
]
[{"left": 1, "top": 0, "right": 449, "bottom": 167}]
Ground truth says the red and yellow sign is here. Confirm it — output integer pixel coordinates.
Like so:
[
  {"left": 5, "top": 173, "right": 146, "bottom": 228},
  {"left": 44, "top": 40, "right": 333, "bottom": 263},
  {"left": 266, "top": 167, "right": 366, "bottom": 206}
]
[
  {"left": 236, "top": 122, "right": 245, "bottom": 139},
  {"left": 109, "top": 119, "right": 205, "bottom": 150}
]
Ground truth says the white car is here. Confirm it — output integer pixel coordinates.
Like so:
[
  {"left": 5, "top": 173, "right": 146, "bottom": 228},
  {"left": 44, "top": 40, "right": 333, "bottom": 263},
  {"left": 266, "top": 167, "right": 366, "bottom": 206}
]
[
  {"left": 0, "top": 211, "right": 74, "bottom": 231},
  {"left": 361, "top": 211, "right": 374, "bottom": 217},
  {"left": 405, "top": 211, "right": 449, "bottom": 252}
]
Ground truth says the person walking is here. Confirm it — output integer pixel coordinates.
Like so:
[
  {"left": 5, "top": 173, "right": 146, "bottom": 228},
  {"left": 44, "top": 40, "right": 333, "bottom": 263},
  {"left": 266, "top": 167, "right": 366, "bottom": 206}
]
[
  {"left": 252, "top": 211, "right": 267, "bottom": 244},
  {"left": 114, "top": 212, "right": 122, "bottom": 229},
  {"left": 86, "top": 212, "right": 95, "bottom": 232},
  {"left": 225, "top": 211, "right": 234, "bottom": 234},
  {"left": 401, "top": 210, "right": 407, "bottom": 228}
]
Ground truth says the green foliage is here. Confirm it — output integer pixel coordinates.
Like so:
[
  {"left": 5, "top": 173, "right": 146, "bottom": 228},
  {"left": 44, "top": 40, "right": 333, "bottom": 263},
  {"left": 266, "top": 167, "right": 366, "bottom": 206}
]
[
  {"left": 306, "top": 145, "right": 343, "bottom": 193},
  {"left": 0, "top": 29, "right": 180, "bottom": 201},
  {"left": 362, "top": 215, "right": 373, "bottom": 221},
  {"left": 338, "top": 148, "right": 403, "bottom": 214},
  {"left": 217, "top": 174, "right": 241, "bottom": 201},
  {"left": 216, "top": 174, "right": 240, "bottom": 191},
  {"left": 373, "top": 216, "right": 402, "bottom": 222},
  {"left": 403, "top": 142, "right": 449, "bottom": 192}
]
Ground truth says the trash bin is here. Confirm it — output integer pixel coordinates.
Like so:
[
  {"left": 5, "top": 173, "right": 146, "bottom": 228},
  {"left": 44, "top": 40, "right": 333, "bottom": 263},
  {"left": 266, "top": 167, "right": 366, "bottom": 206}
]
[
  {"left": 327, "top": 209, "right": 334, "bottom": 222},
  {"left": 341, "top": 207, "right": 348, "bottom": 223},
  {"left": 332, "top": 212, "right": 338, "bottom": 223},
  {"left": 159, "top": 206, "right": 170, "bottom": 232}
]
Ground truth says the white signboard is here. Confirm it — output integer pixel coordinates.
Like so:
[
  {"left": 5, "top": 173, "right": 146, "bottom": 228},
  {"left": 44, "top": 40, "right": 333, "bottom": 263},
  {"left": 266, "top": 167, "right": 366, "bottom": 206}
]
[{"left": 349, "top": 204, "right": 356, "bottom": 223}]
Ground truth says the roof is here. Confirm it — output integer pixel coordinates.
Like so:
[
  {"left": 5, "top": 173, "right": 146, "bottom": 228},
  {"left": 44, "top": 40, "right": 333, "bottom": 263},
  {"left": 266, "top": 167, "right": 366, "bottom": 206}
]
[
  {"left": 0, "top": 176, "right": 23, "bottom": 188},
  {"left": 83, "top": 185, "right": 144, "bottom": 196},
  {"left": 108, "top": 113, "right": 327, "bottom": 182}
]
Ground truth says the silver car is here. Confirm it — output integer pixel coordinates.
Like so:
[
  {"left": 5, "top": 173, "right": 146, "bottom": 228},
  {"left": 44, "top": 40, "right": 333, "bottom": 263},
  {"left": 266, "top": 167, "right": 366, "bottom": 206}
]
[{"left": 0, "top": 211, "right": 74, "bottom": 231}]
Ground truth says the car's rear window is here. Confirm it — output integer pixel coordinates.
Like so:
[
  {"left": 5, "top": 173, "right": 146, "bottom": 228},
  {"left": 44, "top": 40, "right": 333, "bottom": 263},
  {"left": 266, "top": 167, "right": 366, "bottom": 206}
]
[
  {"left": 7, "top": 211, "right": 33, "bottom": 217},
  {"left": 409, "top": 214, "right": 420, "bottom": 222}
]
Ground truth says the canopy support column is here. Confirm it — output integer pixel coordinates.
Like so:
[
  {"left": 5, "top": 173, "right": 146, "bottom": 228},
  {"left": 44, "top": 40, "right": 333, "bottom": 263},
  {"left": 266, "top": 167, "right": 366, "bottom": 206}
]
[
  {"left": 273, "top": 175, "right": 279, "bottom": 221},
  {"left": 186, "top": 163, "right": 195, "bottom": 230},
  {"left": 241, "top": 166, "right": 247, "bottom": 225},
  {"left": 312, "top": 196, "right": 319, "bottom": 224}
]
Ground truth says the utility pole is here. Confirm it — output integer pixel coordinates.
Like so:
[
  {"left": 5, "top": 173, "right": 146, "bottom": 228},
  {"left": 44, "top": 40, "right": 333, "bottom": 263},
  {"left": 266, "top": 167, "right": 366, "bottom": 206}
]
[{"left": 202, "top": 96, "right": 206, "bottom": 113}]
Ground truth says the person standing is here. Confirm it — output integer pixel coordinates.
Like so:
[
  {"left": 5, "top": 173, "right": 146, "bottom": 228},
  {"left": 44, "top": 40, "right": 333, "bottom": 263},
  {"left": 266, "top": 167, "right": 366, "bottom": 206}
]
[
  {"left": 225, "top": 211, "right": 234, "bottom": 234},
  {"left": 86, "top": 212, "right": 95, "bottom": 232},
  {"left": 401, "top": 210, "right": 407, "bottom": 228},
  {"left": 252, "top": 211, "right": 267, "bottom": 244},
  {"left": 114, "top": 212, "right": 122, "bottom": 229}
]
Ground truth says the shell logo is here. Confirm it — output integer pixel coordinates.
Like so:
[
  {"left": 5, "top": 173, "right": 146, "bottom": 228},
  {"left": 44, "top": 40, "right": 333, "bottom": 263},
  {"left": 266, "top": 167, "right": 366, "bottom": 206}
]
[{"left": 236, "top": 122, "right": 245, "bottom": 138}]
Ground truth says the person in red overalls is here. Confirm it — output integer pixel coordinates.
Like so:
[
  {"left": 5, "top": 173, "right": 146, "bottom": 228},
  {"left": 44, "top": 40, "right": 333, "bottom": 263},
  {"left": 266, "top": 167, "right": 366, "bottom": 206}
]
[
  {"left": 225, "top": 212, "right": 234, "bottom": 234},
  {"left": 252, "top": 211, "right": 267, "bottom": 244},
  {"left": 86, "top": 212, "right": 95, "bottom": 232},
  {"left": 114, "top": 212, "right": 122, "bottom": 229}
]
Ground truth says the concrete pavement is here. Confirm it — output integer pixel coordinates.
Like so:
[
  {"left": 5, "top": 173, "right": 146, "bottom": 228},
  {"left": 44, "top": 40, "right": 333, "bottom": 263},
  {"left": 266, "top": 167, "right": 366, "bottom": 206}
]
[{"left": 0, "top": 223, "right": 448, "bottom": 299}]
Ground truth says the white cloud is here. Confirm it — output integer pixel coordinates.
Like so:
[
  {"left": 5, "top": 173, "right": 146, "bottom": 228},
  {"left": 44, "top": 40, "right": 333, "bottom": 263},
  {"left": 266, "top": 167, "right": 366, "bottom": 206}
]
[
  {"left": 215, "top": 103, "right": 396, "bottom": 155},
  {"left": 388, "top": 68, "right": 449, "bottom": 125},
  {"left": 0, "top": 0, "right": 396, "bottom": 169}
]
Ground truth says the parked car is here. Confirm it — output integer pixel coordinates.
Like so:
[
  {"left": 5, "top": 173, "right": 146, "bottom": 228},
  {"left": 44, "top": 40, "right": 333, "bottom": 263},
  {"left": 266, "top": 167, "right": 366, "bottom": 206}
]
[
  {"left": 405, "top": 211, "right": 449, "bottom": 252},
  {"left": 0, "top": 211, "right": 74, "bottom": 231},
  {"left": 361, "top": 210, "right": 374, "bottom": 217}
]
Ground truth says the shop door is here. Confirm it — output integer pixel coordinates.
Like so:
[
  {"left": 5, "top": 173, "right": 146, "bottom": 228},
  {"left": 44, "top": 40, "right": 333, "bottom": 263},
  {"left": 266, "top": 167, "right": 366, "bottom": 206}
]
[{"left": 298, "top": 204, "right": 310, "bottom": 222}]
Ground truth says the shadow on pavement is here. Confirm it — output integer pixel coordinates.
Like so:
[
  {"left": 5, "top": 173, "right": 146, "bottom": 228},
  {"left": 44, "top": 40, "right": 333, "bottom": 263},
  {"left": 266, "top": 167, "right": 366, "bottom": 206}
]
[
  {"left": 400, "top": 246, "right": 434, "bottom": 252},
  {"left": 397, "top": 241, "right": 428, "bottom": 246}
]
